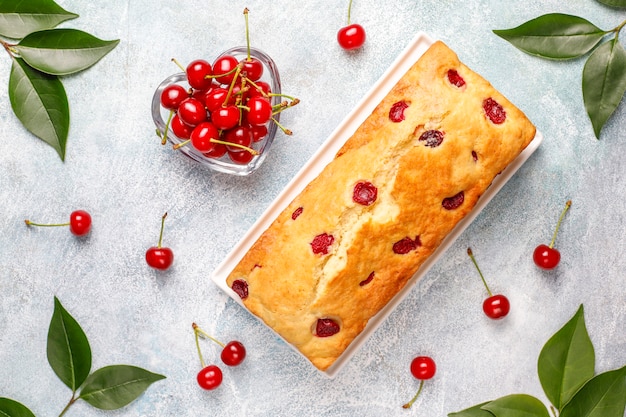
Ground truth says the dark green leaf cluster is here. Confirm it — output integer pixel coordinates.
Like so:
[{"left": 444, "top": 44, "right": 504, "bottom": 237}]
[
  {"left": 448, "top": 305, "right": 626, "bottom": 417},
  {"left": 0, "top": 0, "right": 119, "bottom": 160},
  {"left": 0, "top": 297, "right": 165, "bottom": 416},
  {"left": 493, "top": 4, "right": 626, "bottom": 139}
]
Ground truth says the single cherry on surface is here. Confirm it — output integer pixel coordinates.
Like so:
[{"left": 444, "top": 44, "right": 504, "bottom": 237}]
[
  {"left": 467, "top": 248, "right": 510, "bottom": 320},
  {"left": 533, "top": 200, "right": 572, "bottom": 270},
  {"left": 145, "top": 212, "right": 174, "bottom": 271},
  {"left": 337, "top": 0, "right": 366, "bottom": 50},
  {"left": 24, "top": 209, "right": 92, "bottom": 236},
  {"left": 403, "top": 356, "right": 436, "bottom": 409}
]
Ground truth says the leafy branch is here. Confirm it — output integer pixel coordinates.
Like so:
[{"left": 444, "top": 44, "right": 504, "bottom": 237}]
[
  {"left": 448, "top": 305, "right": 626, "bottom": 417},
  {"left": 493, "top": 0, "right": 626, "bottom": 139},
  {"left": 0, "top": 297, "right": 165, "bottom": 416},
  {"left": 0, "top": 0, "right": 119, "bottom": 161}
]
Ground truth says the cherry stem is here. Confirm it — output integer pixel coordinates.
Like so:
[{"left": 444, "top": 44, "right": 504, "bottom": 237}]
[
  {"left": 223, "top": 63, "right": 244, "bottom": 107},
  {"left": 467, "top": 248, "right": 492, "bottom": 297},
  {"left": 272, "top": 117, "right": 293, "bottom": 135},
  {"left": 243, "top": 8, "right": 252, "bottom": 60},
  {"left": 24, "top": 219, "right": 69, "bottom": 228},
  {"left": 157, "top": 212, "right": 167, "bottom": 248},
  {"left": 612, "top": 19, "right": 626, "bottom": 41},
  {"left": 160, "top": 110, "right": 174, "bottom": 145},
  {"left": 550, "top": 405, "right": 558, "bottom": 417},
  {"left": 210, "top": 138, "right": 259, "bottom": 155},
  {"left": 549, "top": 200, "right": 572, "bottom": 249},
  {"left": 402, "top": 379, "right": 424, "bottom": 409},
  {"left": 192, "top": 323, "right": 225, "bottom": 369},
  {"left": 192, "top": 323, "right": 207, "bottom": 368},
  {"left": 173, "top": 139, "right": 190, "bottom": 150},
  {"left": 346, "top": 0, "right": 354, "bottom": 25},
  {"left": 171, "top": 57, "right": 185, "bottom": 72}
]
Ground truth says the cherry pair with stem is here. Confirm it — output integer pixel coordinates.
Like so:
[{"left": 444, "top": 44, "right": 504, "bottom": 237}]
[
  {"left": 24, "top": 210, "right": 92, "bottom": 236},
  {"left": 193, "top": 323, "right": 246, "bottom": 390}
]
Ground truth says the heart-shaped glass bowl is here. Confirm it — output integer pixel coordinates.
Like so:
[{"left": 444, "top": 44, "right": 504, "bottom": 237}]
[{"left": 151, "top": 46, "right": 282, "bottom": 176}]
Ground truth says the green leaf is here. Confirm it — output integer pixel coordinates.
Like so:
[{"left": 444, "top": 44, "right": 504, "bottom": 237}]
[
  {"left": 78, "top": 365, "right": 166, "bottom": 410},
  {"left": 8, "top": 57, "right": 69, "bottom": 160},
  {"left": 47, "top": 297, "right": 92, "bottom": 391},
  {"left": 596, "top": 0, "right": 626, "bottom": 7},
  {"left": 482, "top": 394, "right": 550, "bottom": 417},
  {"left": 560, "top": 365, "right": 626, "bottom": 417},
  {"left": 582, "top": 38, "right": 626, "bottom": 139},
  {"left": 537, "top": 305, "right": 595, "bottom": 410},
  {"left": 15, "top": 28, "right": 120, "bottom": 76},
  {"left": 493, "top": 14, "right": 608, "bottom": 60},
  {"left": 448, "top": 401, "right": 495, "bottom": 416},
  {"left": 0, "top": 398, "right": 36, "bottom": 417},
  {"left": 0, "top": 0, "right": 78, "bottom": 39}
]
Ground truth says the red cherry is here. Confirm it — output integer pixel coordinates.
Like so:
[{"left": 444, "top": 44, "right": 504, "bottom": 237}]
[
  {"left": 177, "top": 97, "right": 207, "bottom": 126},
  {"left": 170, "top": 113, "right": 193, "bottom": 139},
  {"left": 534, "top": 200, "right": 571, "bottom": 270},
  {"left": 160, "top": 84, "right": 188, "bottom": 110},
  {"left": 337, "top": 0, "right": 366, "bottom": 50},
  {"left": 483, "top": 294, "right": 511, "bottom": 319},
  {"left": 221, "top": 341, "right": 246, "bottom": 366},
  {"left": 204, "top": 143, "right": 227, "bottom": 159},
  {"left": 211, "top": 105, "right": 240, "bottom": 130},
  {"left": 69, "top": 210, "right": 92, "bottom": 236},
  {"left": 410, "top": 356, "right": 436, "bottom": 380},
  {"left": 186, "top": 59, "right": 213, "bottom": 90},
  {"left": 467, "top": 248, "right": 509, "bottom": 320},
  {"left": 197, "top": 365, "right": 222, "bottom": 390},
  {"left": 146, "top": 212, "right": 173, "bottom": 271},
  {"left": 190, "top": 122, "right": 220, "bottom": 153},
  {"left": 24, "top": 210, "right": 92, "bottom": 236},
  {"left": 205, "top": 87, "right": 230, "bottom": 112},
  {"left": 248, "top": 80, "right": 271, "bottom": 98},
  {"left": 240, "top": 57, "right": 263, "bottom": 81},
  {"left": 228, "top": 149, "right": 255, "bottom": 164},
  {"left": 213, "top": 55, "right": 239, "bottom": 85},
  {"left": 250, "top": 124, "right": 268, "bottom": 142},
  {"left": 224, "top": 125, "right": 252, "bottom": 153},
  {"left": 337, "top": 23, "right": 366, "bottom": 50},
  {"left": 246, "top": 96, "right": 272, "bottom": 126},
  {"left": 145, "top": 247, "right": 174, "bottom": 271},
  {"left": 403, "top": 356, "right": 436, "bottom": 409},
  {"left": 533, "top": 244, "right": 561, "bottom": 270}
]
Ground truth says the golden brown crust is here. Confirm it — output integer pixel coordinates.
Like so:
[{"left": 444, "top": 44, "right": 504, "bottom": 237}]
[{"left": 226, "top": 41, "right": 536, "bottom": 371}]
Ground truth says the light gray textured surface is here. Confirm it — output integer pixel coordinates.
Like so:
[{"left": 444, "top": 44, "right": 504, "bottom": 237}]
[{"left": 1, "top": 0, "right": 624, "bottom": 416}]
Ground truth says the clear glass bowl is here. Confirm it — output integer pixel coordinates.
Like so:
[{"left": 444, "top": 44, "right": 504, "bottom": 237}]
[{"left": 151, "top": 46, "right": 282, "bottom": 176}]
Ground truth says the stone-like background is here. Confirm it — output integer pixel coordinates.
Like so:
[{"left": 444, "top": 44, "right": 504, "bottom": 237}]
[{"left": 1, "top": 1, "right": 624, "bottom": 416}]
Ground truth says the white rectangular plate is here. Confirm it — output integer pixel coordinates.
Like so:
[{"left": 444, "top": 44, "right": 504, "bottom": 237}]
[{"left": 211, "top": 31, "right": 543, "bottom": 378}]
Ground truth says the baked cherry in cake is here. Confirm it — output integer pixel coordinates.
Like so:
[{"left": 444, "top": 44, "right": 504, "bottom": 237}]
[
  {"left": 311, "top": 233, "right": 335, "bottom": 255},
  {"left": 393, "top": 236, "right": 421, "bottom": 254},
  {"left": 353, "top": 181, "right": 378, "bottom": 205},
  {"left": 231, "top": 279, "right": 249, "bottom": 299},
  {"left": 359, "top": 271, "right": 375, "bottom": 286},
  {"left": 447, "top": 69, "right": 466, "bottom": 87},
  {"left": 315, "top": 318, "right": 340, "bottom": 337},
  {"left": 291, "top": 206, "right": 304, "bottom": 220},
  {"left": 419, "top": 130, "right": 444, "bottom": 147},
  {"left": 389, "top": 100, "right": 409, "bottom": 122},
  {"left": 442, "top": 191, "right": 464, "bottom": 210},
  {"left": 483, "top": 97, "right": 506, "bottom": 124}
]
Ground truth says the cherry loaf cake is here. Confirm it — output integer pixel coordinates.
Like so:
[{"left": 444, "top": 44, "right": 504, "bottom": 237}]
[{"left": 226, "top": 41, "right": 536, "bottom": 371}]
